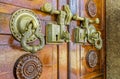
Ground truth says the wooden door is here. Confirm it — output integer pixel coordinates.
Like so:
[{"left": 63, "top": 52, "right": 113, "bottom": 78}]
[{"left": 0, "top": 0, "right": 105, "bottom": 79}]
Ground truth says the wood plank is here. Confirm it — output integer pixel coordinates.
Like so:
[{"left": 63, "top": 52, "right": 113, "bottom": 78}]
[
  {"left": 0, "top": 13, "right": 11, "bottom": 34},
  {"left": 0, "top": 3, "right": 53, "bottom": 20},
  {"left": 36, "top": 45, "right": 58, "bottom": 79},
  {"left": 0, "top": 0, "right": 52, "bottom": 10},
  {"left": 80, "top": 45, "right": 101, "bottom": 76},
  {"left": 52, "top": 45, "right": 57, "bottom": 79},
  {"left": 79, "top": 0, "right": 85, "bottom": 17},
  {"left": 0, "top": 35, "right": 19, "bottom": 45},
  {"left": 57, "top": 1, "right": 68, "bottom": 79},
  {"left": 68, "top": 22, "right": 77, "bottom": 79},
  {"left": 68, "top": 0, "right": 81, "bottom": 78},
  {"left": 80, "top": 71, "right": 103, "bottom": 79},
  {"left": 58, "top": 43, "right": 68, "bottom": 79},
  {"left": 0, "top": 45, "right": 28, "bottom": 79},
  {"left": 100, "top": 39, "right": 106, "bottom": 73},
  {"left": 69, "top": 0, "right": 78, "bottom": 15},
  {"left": 58, "top": 0, "right": 67, "bottom": 10}
]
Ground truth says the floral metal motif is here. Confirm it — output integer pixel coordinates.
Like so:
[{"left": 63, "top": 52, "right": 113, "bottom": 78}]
[{"left": 14, "top": 54, "right": 42, "bottom": 79}]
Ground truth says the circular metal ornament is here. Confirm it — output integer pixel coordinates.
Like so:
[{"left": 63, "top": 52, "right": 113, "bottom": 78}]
[
  {"left": 87, "top": 0, "right": 97, "bottom": 17},
  {"left": 86, "top": 50, "right": 98, "bottom": 68},
  {"left": 14, "top": 54, "right": 42, "bottom": 79},
  {"left": 10, "top": 9, "right": 41, "bottom": 43}
]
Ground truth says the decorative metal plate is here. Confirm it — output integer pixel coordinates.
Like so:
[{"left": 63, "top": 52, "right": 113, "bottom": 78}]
[
  {"left": 87, "top": 0, "right": 97, "bottom": 17},
  {"left": 14, "top": 54, "right": 42, "bottom": 79},
  {"left": 86, "top": 50, "right": 98, "bottom": 68},
  {"left": 10, "top": 9, "right": 41, "bottom": 43}
]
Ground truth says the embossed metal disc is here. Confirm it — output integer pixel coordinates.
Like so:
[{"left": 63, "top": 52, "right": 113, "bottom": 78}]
[
  {"left": 14, "top": 54, "right": 42, "bottom": 79},
  {"left": 86, "top": 50, "right": 98, "bottom": 68},
  {"left": 87, "top": 0, "right": 97, "bottom": 17},
  {"left": 10, "top": 9, "right": 41, "bottom": 43}
]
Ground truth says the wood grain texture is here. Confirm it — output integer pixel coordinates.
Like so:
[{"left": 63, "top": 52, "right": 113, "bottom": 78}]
[{"left": 0, "top": 0, "right": 106, "bottom": 79}]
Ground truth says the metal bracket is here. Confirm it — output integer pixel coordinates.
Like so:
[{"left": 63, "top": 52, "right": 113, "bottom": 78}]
[
  {"left": 40, "top": 3, "right": 72, "bottom": 44},
  {"left": 73, "top": 14, "right": 102, "bottom": 50}
]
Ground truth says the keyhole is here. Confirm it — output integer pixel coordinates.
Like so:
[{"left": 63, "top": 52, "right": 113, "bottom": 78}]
[{"left": 56, "top": 35, "right": 58, "bottom": 41}]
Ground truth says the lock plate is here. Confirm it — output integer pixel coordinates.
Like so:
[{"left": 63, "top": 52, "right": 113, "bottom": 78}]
[
  {"left": 46, "top": 23, "right": 63, "bottom": 44},
  {"left": 74, "top": 27, "right": 86, "bottom": 43},
  {"left": 10, "top": 9, "right": 41, "bottom": 43}
]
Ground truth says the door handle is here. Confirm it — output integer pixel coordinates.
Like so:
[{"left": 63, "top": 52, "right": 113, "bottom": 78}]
[
  {"left": 73, "top": 14, "right": 102, "bottom": 50},
  {"left": 40, "top": 3, "right": 72, "bottom": 44},
  {"left": 10, "top": 9, "right": 45, "bottom": 53}
]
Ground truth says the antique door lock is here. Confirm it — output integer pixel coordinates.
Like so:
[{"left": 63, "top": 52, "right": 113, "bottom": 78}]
[
  {"left": 40, "top": 3, "right": 72, "bottom": 44},
  {"left": 73, "top": 14, "right": 102, "bottom": 49},
  {"left": 10, "top": 9, "right": 45, "bottom": 53}
]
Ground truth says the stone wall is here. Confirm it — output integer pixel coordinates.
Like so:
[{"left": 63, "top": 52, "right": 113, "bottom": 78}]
[{"left": 106, "top": 0, "right": 120, "bottom": 79}]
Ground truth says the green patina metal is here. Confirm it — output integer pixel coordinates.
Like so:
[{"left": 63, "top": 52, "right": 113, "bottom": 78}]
[
  {"left": 41, "top": 3, "right": 72, "bottom": 44},
  {"left": 73, "top": 14, "right": 102, "bottom": 49},
  {"left": 10, "top": 9, "right": 45, "bottom": 53}
]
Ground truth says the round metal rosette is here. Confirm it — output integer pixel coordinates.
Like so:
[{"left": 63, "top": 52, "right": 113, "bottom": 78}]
[
  {"left": 14, "top": 54, "right": 42, "bottom": 79},
  {"left": 87, "top": 0, "right": 97, "bottom": 17},
  {"left": 86, "top": 50, "right": 98, "bottom": 68},
  {"left": 10, "top": 9, "right": 41, "bottom": 43}
]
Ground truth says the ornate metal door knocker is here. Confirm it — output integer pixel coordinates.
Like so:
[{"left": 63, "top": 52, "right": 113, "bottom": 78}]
[
  {"left": 73, "top": 14, "right": 102, "bottom": 50},
  {"left": 10, "top": 9, "right": 45, "bottom": 53},
  {"left": 87, "top": 0, "right": 97, "bottom": 17},
  {"left": 40, "top": 3, "right": 72, "bottom": 44},
  {"left": 14, "top": 54, "right": 42, "bottom": 79}
]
